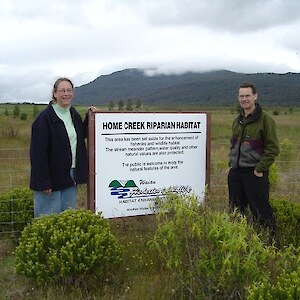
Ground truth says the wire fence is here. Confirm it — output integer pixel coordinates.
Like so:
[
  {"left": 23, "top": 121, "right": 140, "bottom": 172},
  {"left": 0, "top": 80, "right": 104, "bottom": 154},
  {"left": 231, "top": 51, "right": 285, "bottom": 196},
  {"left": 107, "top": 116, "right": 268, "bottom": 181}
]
[
  {"left": 1, "top": 144, "right": 300, "bottom": 239},
  {"left": 0, "top": 197, "right": 33, "bottom": 240},
  {"left": 0, "top": 202, "right": 33, "bottom": 240}
]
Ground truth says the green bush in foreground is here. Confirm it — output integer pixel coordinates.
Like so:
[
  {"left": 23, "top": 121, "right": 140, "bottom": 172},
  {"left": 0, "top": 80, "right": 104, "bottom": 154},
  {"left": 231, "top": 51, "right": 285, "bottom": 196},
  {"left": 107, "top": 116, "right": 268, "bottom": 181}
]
[
  {"left": 15, "top": 209, "right": 123, "bottom": 285},
  {"left": 150, "top": 194, "right": 277, "bottom": 300},
  {"left": 0, "top": 187, "right": 33, "bottom": 235},
  {"left": 247, "top": 266, "right": 300, "bottom": 300},
  {"left": 270, "top": 197, "right": 300, "bottom": 247}
]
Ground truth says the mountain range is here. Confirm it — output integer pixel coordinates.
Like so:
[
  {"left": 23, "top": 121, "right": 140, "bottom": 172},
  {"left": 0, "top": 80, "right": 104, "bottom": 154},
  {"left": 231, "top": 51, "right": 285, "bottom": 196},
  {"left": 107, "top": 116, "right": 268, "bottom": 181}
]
[{"left": 73, "top": 69, "right": 300, "bottom": 107}]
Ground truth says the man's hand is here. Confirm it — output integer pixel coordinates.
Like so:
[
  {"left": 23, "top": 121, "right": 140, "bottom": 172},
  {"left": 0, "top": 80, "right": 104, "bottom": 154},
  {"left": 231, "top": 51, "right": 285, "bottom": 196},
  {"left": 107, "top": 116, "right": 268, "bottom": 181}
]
[{"left": 254, "top": 169, "right": 263, "bottom": 177}]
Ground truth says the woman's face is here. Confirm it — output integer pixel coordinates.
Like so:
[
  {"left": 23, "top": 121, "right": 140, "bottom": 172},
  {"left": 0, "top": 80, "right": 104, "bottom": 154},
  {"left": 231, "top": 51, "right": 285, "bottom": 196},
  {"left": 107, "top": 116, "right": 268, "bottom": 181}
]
[{"left": 54, "top": 80, "right": 74, "bottom": 108}]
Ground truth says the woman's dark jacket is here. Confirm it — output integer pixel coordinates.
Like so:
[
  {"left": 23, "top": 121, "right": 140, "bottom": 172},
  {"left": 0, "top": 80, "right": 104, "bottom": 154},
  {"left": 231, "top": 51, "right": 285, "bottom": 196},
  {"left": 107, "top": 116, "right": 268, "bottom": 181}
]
[{"left": 30, "top": 103, "right": 88, "bottom": 191}]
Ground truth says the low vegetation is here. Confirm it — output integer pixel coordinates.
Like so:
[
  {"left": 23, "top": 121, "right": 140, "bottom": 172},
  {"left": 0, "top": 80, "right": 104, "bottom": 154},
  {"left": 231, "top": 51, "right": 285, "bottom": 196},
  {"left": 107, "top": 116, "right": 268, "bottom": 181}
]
[
  {"left": 0, "top": 104, "right": 299, "bottom": 299},
  {"left": 151, "top": 194, "right": 300, "bottom": 300},
  {"left": 15, "top": 209, "right": 123, "bottom": 286},
  {"left": 0, "top": 188, "right": 33, "bottom": 238}
]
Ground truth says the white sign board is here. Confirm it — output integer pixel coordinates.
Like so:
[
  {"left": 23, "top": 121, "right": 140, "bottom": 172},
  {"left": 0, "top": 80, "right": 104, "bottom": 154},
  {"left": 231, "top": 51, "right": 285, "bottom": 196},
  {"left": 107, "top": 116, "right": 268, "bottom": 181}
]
[{"left": 94, "top": 112, "right": 208, "bottom": 218}]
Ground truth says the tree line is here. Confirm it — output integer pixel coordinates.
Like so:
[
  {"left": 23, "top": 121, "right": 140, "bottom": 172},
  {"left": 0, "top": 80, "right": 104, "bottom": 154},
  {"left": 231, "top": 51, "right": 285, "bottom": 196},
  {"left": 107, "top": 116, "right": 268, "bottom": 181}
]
[{"left": 107, "top": 98, "right": 142, "bottom": 111}]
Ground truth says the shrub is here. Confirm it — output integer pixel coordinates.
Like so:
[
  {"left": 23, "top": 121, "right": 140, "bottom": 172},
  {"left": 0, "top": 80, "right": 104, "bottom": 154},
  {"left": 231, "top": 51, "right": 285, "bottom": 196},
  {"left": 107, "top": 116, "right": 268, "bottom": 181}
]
[
  {"left": 15, "top": 209, "right": 123, "bottom": 286},
  {"left": 247, "top": 266, "right": 300, "bottom": 299},
  {"left": 0, "top": 187, "right": 33, "bottom": 236},
  {"left": 215, "top": 159, "right": 228, "bottom": 170},
  {"left": 288, "top": 106, "right": 294, "bottom": 114},
  {"left": 279, "top": 138, "right": 294, "bottom": 170},
  {"left": 20, "top": 113, "right": 27, "bottom": 120},
  {"left": 270, "top": 197, "right": 300, "bottom": 248},
  {"left": 150, "top": 194, "right": 276, "bottom": 299},
  {"left": 269, "top": 163, "right": 279, "bottom": 187},
  {"left": 33, "top": 105, "right": 39, "bottom": 118},
  {"left": 13, "top": 104, "right": 20, "bottom": 118}
]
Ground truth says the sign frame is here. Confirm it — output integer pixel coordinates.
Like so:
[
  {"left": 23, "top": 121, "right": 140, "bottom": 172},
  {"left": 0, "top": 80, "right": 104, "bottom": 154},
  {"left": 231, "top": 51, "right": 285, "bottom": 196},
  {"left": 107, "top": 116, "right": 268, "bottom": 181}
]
[{"left": 87, "top": 111, "right": 211, "bottom": 217}]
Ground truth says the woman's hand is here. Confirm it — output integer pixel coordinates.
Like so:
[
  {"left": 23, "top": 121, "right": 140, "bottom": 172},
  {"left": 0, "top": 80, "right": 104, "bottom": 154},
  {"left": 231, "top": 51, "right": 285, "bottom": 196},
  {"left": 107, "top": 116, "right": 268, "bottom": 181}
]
[
  {"left": 43, "top": 189, "right": 52, "bottom": 195},
  {"left": 88, "top": 106, "right": 100, "bottom": 113}
]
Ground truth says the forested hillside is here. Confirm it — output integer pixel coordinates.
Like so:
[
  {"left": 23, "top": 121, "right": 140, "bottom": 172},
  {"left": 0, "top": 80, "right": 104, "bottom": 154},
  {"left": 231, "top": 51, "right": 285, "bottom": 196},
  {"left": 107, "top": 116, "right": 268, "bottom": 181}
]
[{"left": 73, "top": 69, "right": 300, "bottom": 106}]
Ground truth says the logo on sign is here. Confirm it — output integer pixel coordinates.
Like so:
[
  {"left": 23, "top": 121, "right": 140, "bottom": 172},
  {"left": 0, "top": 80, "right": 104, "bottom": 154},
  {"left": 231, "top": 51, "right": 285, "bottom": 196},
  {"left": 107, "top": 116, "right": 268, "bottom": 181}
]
[{"left": 108, "top": 180, "right": 192, "bottom": 199}]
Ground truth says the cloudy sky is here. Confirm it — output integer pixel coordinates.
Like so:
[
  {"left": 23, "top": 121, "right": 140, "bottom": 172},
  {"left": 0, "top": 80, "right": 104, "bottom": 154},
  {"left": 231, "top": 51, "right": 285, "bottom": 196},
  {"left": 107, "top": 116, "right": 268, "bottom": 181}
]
[{"left": 1, "top": 0, "right": 300, "bottom": 103}]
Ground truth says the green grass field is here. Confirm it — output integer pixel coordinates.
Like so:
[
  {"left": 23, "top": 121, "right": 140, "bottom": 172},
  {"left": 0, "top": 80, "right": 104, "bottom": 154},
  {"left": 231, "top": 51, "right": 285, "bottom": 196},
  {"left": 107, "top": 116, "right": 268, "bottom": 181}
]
[
  {"left": 0, "top": 103, "right": 299, "bottom": 206},
  {"left": 0, "top": 103, "right": 299, "bottom": 299}
]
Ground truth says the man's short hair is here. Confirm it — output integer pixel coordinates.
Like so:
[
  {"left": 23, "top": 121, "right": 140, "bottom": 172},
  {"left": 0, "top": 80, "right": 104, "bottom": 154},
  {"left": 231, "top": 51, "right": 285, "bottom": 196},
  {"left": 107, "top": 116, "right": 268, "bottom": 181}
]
[{"left": 239, "top": 82, "right": 257, "bottom": 94}]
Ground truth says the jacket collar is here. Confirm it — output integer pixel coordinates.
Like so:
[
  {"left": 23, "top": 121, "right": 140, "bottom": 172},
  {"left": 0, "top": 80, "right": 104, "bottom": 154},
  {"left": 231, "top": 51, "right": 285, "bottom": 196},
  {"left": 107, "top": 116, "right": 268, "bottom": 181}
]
[
  {"left": 47, "top": 101, "right": 76, "bottom": 123},
  {"left": 237, "top": 103, "right": 262, "bottom": 124}
]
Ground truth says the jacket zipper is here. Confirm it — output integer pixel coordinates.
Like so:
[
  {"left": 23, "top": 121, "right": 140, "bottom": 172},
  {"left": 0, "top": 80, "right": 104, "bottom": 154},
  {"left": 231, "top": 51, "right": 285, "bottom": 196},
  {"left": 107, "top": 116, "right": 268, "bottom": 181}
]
[{"left": 237, "top": 120, "right": 245, "bottom": 168}]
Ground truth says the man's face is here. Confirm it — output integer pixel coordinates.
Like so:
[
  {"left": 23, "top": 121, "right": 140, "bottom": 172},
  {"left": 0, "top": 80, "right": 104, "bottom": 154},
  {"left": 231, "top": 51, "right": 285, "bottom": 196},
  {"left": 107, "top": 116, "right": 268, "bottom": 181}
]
[{"left": 238, "top": 87, "right": 257, "bottom": 112}]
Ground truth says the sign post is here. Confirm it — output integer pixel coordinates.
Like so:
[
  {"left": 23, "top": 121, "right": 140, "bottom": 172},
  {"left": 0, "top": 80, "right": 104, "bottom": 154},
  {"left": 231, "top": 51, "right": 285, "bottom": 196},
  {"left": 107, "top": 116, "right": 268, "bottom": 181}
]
[{"left": 88, "top": 112, "right": 211, "bottom": 218}]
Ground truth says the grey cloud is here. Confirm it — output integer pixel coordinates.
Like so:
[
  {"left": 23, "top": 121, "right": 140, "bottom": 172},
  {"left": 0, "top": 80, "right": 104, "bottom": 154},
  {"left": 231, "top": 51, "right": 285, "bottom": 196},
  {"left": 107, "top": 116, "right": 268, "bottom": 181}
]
[
  {"left": 3, "top": 0, "right": 300, "bottom": 33},
  {"left": 131, "top": 0, "right": 300, "bottom": 32},
  {"left": 276, "top": 24, "right": 300, "bottom": 52},
  {"left": 0, "top": 0, "right": 87, "bottom": 26},
  {"left": 0, "top": 68, "right": 54, "bottom": 102},
  {"left": 1, "top": 0, "right": 300, "bottom": 102}
]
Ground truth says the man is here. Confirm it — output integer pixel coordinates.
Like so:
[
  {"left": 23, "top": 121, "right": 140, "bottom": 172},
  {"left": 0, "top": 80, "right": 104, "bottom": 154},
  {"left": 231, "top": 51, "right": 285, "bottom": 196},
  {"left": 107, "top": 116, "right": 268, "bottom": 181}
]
[{"left": 228, "top": 81, "right": 280, "bottom": 236}]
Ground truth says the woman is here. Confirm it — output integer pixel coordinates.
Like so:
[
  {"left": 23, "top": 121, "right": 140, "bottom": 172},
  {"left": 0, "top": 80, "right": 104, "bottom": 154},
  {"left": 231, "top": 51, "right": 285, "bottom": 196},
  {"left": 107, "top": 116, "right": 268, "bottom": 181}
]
[{"left": 30, "top": 77, "right": 90, "bottom": 217}]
